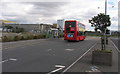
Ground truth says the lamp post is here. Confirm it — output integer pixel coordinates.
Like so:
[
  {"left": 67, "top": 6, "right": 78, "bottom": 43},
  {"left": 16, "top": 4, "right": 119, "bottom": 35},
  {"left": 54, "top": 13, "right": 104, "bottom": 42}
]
[
  {"left": 105, "top": 0, "right": 107, "bottom": 15},
  {"left": 104, "top": 0, "right": 107, "bottom": 50}
]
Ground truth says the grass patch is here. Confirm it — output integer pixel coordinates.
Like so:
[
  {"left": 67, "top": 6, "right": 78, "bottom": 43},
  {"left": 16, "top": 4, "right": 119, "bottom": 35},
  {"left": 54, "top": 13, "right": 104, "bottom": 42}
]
[
  {"left": 93, "top": 49, "right": 112, "bottom": 53},
  {"left": 109, "top": 35, "right": 120, "bottom": 37},
  {"left": 86, "top": 35, "right": 103, "bottom": 37}
]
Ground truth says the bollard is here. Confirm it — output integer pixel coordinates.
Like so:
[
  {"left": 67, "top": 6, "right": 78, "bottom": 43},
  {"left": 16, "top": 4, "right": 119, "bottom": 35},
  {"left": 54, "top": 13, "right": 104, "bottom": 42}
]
[
  {"left": 106, "top": 37, "right": 108, "bottom": 45},
  {"left": 101, "top": 37, "right": 104, "bottom": 50}
]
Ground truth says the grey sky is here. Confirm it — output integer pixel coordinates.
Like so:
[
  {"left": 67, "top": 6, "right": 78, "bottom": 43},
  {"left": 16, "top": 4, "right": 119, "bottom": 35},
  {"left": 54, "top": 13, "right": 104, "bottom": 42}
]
[{"left": 0, "top": 0, "right": 118, "bottom": 31}]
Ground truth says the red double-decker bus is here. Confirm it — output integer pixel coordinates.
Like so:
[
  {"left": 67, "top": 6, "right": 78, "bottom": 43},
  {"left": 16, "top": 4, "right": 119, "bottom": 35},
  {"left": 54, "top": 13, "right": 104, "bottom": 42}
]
[{"left": 64, "top": 20, "right": 86, "bottom": 41}]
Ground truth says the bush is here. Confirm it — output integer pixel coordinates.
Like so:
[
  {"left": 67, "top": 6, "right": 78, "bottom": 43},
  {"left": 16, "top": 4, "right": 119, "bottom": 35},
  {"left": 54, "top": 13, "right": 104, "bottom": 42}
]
[
  {"left": 38, "top": 34, "right": 42, "bottom": 39},
  {"left": 8, "top": 36, "right": 14, "bottom": 42},
  {"left": 43, "top": 34, "right": 46, "bottom": 38},
  {"left": 33, "top": 35, "right": 38, "bottom": 39},
  {"left": 29, "top": 35, "right": 34, "bottom": 39},
  {"left": 14, "top": 36, "right": 20, "bottom": 41},
  {"left": 20, "top": 36, "right": 25, "bottom": 40},
  {"left": 26, "top": 36, "right": 30, "bottom": 40},
  {"left": 2, "top": 36, "right": 8, "bottom": 42},
  {"left": 59, "top": 34, "right": 64, "bottom": 38},
  {"left": 2, "top": 33, "right": 47, "bottom": 42},
  {"left": 38, "top": 34, "right": 46, "bottom": 39},
  {"left": 2, "top": 36, "right": 15, "bottom": 42},
  {"left": 42, "top": 34, "right": 46, "bottom": 38}
]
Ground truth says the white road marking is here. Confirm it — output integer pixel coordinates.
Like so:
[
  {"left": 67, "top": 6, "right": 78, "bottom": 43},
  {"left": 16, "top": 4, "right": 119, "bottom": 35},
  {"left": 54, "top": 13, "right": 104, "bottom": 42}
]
[
  {"left": 48, "top": 65, "right": 65, "bottom": 74},
  {"left": 0, "top": 58, "right": 17, "bottom": 63},
  {"left": 49, "top": 67, "right": 63, "bottom": 73},
  {"left": 110, "top": 39, "right": 120, "bottom": 53},
  {"left": 48, "top": 49, "right": 52, "bottom": 51},
  {"left": 65, "top": 49, "right": 75, "bottom": 51},
  {"left": 55, "top": 65, "right": 65, "bottom": 68},
  {"left": 62, "top": 42, "right": 97, "bottom": 73},
  {"left": 0, "top": 59, "right": 9, "bottom": 63},
  {"left": 9, "top": 58, "right": 17, "bottom": 61}
]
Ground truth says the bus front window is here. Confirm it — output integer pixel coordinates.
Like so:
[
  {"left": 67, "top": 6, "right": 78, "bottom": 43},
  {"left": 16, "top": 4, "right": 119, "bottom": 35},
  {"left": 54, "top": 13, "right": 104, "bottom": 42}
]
[
  {"left": 66, "top": 21, "right": 75, "bottom": 34},
  {"left": 66, "top": 22, "right": 75, "bottom": 28}
]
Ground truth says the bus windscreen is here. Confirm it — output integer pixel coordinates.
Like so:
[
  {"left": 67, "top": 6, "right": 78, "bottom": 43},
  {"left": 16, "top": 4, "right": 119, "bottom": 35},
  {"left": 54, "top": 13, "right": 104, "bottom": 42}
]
[
  {"left": 66, "top": 21, "right": 75, "bottom": 28},
  {"left": 66, "top": 21, "right": 75, "bottom": 33}
]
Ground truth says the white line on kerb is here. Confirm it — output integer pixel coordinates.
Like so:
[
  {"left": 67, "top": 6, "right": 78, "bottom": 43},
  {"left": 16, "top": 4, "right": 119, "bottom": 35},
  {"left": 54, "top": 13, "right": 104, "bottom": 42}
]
[
  {"left": 48, "top": 65, "right": 65, "bottom": 74},
  {"left": 110, "top": 39, "right": 120, "bottom": 53},
  {"left": 61, "top": 42, "right": 97, "bottom": 74}
]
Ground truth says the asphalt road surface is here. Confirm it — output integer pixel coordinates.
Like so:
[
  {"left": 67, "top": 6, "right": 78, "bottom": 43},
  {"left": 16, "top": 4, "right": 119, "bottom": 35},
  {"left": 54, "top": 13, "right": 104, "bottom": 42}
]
[{"left": 2, "top": 36, "right": 99, "bottom": 73}]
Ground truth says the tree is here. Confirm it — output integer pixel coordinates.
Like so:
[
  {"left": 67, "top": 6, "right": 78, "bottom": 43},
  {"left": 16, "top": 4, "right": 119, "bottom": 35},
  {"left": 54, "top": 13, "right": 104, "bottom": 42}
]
[
  {"left": 89, "top": 13, "right": 111, "bottom": 32},
  {"left": 89, "top": 13, "right": 111, "bottom": 50}
]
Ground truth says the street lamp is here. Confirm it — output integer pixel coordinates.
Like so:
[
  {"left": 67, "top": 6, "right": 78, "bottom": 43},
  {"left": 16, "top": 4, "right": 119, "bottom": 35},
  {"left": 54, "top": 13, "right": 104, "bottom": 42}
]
[
  {"left": 104, "top": 0, "right": 107, "bottom": 49},
  {"left": 98, "top": 0, "right": 114, "bottom": 48}
]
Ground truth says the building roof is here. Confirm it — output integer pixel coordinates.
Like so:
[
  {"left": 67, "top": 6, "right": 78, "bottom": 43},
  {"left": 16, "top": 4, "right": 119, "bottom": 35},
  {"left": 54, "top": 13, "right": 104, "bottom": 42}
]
[{"left": 1, "top": 20, "right": 17, "bottom": 24}]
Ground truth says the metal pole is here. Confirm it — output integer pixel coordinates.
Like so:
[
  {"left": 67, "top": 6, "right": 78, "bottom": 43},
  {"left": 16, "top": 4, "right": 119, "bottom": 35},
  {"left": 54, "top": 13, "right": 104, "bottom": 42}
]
[
  {"left": 105, "top": 0, "right": 107, "bottom": 15},
  {"left": 104, "top": 0, "right": 107, "bottom": 49}
]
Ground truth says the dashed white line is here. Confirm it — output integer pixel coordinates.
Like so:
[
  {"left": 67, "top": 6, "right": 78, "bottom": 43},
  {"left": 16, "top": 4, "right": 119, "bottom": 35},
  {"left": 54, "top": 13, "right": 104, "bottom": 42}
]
[
  {"left": 9, "top": 58, "right": 17, "bottom": 61},
  {"left": 65, "top": 49, "right": 75, "bottom": 51},
  {"left": 55, "top": 65, "right": 65, "bottom": 68},
  {"left": 0, "top": 59, "right": 9, "bottom": 63},
  {"left": 0, "top": 58, "right": 17, "bottom": 63},
  {"left": 48, "top": 65, "right": 65, "bottom": 74},
  {"left": 48, "top": 49, "right": 52, "bottom": 51}
]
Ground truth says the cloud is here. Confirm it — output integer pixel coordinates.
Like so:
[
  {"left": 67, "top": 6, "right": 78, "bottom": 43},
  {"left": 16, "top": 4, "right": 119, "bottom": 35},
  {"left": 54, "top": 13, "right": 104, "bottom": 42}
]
[{"left": 0, "top": 0, "right": 118, "bottom": 31}]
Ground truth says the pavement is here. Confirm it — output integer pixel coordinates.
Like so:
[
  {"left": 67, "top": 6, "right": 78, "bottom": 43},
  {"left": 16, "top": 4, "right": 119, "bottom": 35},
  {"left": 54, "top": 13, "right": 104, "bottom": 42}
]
[{"left": 63, "top": 38, "right": 119, "bottom": 74}]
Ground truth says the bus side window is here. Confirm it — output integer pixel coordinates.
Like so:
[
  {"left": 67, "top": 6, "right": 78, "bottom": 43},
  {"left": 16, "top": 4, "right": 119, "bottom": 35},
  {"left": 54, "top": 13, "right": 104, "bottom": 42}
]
[
  {"left": 84, "top": 32, "right": 85, "bottom": 35},
  {"left": 79, "top": 31, "right": 81, "bottom": 36},
  {"left": 78, "top": 31, "right": 80, "bottom": 36},
  {"left": 77, "top": 31, "right": 84, "bottom": 36},
  {"left": 77, "top": 31, "right": 79, "bottom": 36}
]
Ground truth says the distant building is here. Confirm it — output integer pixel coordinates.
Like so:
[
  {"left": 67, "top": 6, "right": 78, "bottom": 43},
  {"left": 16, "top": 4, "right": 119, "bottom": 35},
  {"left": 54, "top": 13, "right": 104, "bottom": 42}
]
[
  {"left": 1, "top": 20, "right": 17, "bottom": 24},
  {"left": 0, "top": 20, "right": 17, "bottom": 32},
  {"left": 110, "top": 31, "right": 119, "bottom": 36},
  {"left": 2, "top": 23, "right": 53, "bottom": 33},
  {"left": 57, "top": 19, "right": 65, "bottom": 31},
  {"left": 53, "top": 23, "right": 57, "bottom": 28},
  {"left": 85, "top": 31, "right": 101, "bottom": 36}
]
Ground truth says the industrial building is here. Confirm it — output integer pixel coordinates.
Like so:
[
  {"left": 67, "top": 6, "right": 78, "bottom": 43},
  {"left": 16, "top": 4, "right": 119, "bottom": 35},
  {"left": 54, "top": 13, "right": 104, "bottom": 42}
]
[
  {"left": 2, "top": 23, "right": 53, "bottom": 33},
  {"left": 0, "top": 20, "right": 59, "bottom": 38},
  {"left": 1, "top": 20, "right": 56, "bottom": 33}
]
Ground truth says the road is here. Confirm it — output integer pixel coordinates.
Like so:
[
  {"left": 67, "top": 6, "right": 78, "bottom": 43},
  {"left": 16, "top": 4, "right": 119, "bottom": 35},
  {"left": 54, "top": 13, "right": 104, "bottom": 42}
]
[{"left": 2, "top": 36, "right": 99, "bottom": 73}]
